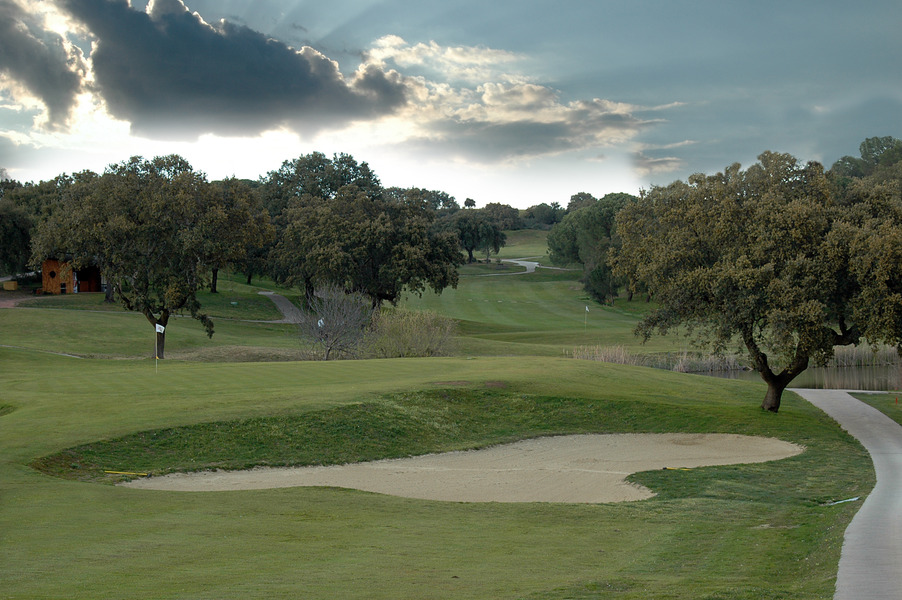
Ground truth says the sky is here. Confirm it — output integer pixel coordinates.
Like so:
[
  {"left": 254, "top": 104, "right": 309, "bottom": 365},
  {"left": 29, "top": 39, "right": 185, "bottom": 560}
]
[{"left": 1, "top": 0, "right": 900, "bottom": 208}]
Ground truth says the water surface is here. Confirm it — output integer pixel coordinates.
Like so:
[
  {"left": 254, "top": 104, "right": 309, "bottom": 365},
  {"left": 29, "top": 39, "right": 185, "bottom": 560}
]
[{"left": 708, "top": 365, "right": 901, "bottom": 392}]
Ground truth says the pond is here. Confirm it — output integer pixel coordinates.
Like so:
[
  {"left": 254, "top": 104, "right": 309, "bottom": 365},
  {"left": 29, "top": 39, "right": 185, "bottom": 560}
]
[{"left": 708, "top": 365, "right": 902, "bottom": 392}]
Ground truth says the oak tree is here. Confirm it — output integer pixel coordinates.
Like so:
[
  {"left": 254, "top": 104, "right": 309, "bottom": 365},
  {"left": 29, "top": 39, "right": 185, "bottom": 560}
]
[
  {"left": 548, "top": 192, "right": 635, "bottom": 303},
  {"left": 201, "top": 178, "right": 274, "bottom": 293},
  {"left": 613, "top": 151, "right": 902, "bottom": 412},
  {"left": 272, "top": 184, "right": 462, "bottom": 307},
  {"left": 447, "top": 210, "right": 506, "bottom": 263},
  {"left": 31, "top": 156, "right": 216, "bottom": 358}
]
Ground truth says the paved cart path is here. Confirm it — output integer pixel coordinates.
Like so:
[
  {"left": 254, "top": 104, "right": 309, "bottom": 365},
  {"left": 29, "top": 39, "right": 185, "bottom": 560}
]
[
  {"left": 257, "top": 291, "right": 303, "bottom": 323},
  {"left": 793, "top": 389, "right": 902, "bottom": 600}
]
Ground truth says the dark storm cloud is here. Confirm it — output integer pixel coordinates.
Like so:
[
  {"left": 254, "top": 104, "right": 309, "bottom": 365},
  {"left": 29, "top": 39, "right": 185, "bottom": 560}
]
[
  {"left": 419, "top": 113, "right": 650, "bottom": 161},
  {"left": 0, "top": 0, "right": 85, "bottom": 127},
  {"left": 58, "top": 0, "right": 407, "bottom": 139},
  {"left": 402, "top": 95, "right": 658, "bottom": 162}
]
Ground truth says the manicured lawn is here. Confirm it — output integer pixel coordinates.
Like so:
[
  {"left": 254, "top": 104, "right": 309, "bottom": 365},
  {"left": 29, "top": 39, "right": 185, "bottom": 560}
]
[
  {"left": 15, "top": 273, "right": 296, "bottom": 321},
  {"left": 852, "top": 391, "right": 902, "bottom": 423},
  {"left": 496, "top": 228, "right": 551, "bottom": 260},
  {"left": 0, "top": 231, "right": 876, "bottom": 598},
  {"left": 402, "top": 267, "right": 683, "bottom": 356},
  {"left": 1, "top": 349, "right": 871, "bottom": 599}
]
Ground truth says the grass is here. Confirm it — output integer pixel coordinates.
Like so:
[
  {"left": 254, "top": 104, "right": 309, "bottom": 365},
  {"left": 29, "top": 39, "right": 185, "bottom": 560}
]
[
  {"left": 851, "top": 391, "right": 902, "bottom": 426},
  {"left": 16, "top": 272, "right": 296, "bottom": 321},
  {"left": 402, "top": 268, "right": 683, "bottom": 356},
  {"left": 1, "top": 349, "right": 871, "bottom": 599},
  {"left": 0, "top": 230, "right": 879, "bottom": 598},
  {"left": 495, "top": 228, "right": 551, "bottom": 259}
]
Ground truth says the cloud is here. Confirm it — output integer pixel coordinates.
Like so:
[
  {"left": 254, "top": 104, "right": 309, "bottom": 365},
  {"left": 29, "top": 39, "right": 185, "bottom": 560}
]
[
  {"left": 0, "top": 0, "right": 85, "bottom": 128},
  {"left": 365, "top": 37, "right": 664, "bottom": 162},
  {"left": 57, "top": 0, "right": 407, "bottom": 139},
  {"left": 3, "top": 3, "right": 677, "bottom": 165},
  {"left": 414, "top": 94, "right": 656, "bottom": 161},
  {"left": 366, "top": 35, "right": 523, "bottom": 84},
  {"left": 632, "top": 152, "right": 684, "bottom": 176}
]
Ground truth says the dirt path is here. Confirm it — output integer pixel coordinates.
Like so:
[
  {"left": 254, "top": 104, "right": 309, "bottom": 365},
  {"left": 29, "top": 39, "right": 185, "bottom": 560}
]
[
  {"left": 0, "top": 291, "right": 34, "bottom": 308},
  {"left": 121, "top": 433, "right": 802, "bottom": 503}
]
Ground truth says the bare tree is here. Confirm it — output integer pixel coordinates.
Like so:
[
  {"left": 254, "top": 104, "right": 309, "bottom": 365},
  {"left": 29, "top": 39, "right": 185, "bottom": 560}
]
[{"left": 294, "top": 284, "right": 374, "bottom": 360}]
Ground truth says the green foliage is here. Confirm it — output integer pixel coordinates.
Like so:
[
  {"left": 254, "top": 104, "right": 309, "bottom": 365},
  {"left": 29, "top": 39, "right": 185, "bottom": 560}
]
[
  {"left": 443, "top": 209, "right": 507, "bottom": 263},
  {"left": 272, "top": 185, "right": 462, "bottom": 306},
  {"left": 566, "top": 191, "right": 597, "bottom": 212},
  {"left": 0, "top": 196, "right": 32, "bottom": 275},
  {"left": 201, "top": 178, "right": 275, "bottom": 292},
  {"left": 29, "top": 156, "right": 222, "bottom": 357},
  {"left": 384, "top": 186, "right": 460, "bottom": 214},
  {"left": 260, "top": 151, "right": 382, "bottom": 219},
  {"left": 482, "top": 201, "right": 523, "bottom": 229},
  {"left": 547, "top": 192, "right": 635, "bottom": 303},
  {"left": 614, "top": 150, "right": 902, "bottom": 411},
  {"left": 522, "top": 201, "right": 565, "bottom": 228},
  {"left": 830, "top": 136, "right": 902, "bottom": 184}
]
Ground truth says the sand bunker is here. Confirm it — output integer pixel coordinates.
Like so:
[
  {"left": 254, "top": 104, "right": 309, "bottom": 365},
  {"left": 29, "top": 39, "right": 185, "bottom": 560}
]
[{"left": 121, "top": 433, "right": 802, "bottom": 503}]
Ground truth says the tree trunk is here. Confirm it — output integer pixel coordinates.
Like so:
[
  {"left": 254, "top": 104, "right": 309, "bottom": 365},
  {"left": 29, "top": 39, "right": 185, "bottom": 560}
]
[
  {"left": 211, "top": 268, "right": 219, "bottom": 293},
  {"left": 245, "top": 271, "right": 252, "bottom": 285},
  {"left": 743, "top": 328, "right": 809, "bottom": 413},
  {"left": 761, "top": 378, "right": 788, "bottom": 412},
  {"left": 155, "top": 330, "right": 166, "bottom": 359},
  {"left": 304, "top": 277, "right": 316, "bottom": 308},
  {"left": 144, "top": 310, "right": 170, "bottom": 359}
]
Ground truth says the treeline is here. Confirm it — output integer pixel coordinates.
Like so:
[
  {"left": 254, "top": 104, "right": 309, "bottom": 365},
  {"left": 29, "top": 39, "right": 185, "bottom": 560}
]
[
  {"left": 546, "top": 136, "right": 902, "bottom": 308},
  {"left": 0, "top": 151, "right": 556, "bottom": 356},
  {"left": 0, "top": 151, "right": 576, "bottom": 283}
]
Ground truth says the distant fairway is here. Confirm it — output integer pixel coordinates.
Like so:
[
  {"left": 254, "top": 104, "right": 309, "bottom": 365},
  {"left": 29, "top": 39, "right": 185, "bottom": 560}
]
[{"left": 401, "top": 262, "right": 681, "bottom": 356}]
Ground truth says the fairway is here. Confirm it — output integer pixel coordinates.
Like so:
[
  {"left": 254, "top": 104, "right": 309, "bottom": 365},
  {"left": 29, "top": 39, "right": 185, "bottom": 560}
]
[{"left": 0, "top": 244, "right": 875, "bottom": 599}]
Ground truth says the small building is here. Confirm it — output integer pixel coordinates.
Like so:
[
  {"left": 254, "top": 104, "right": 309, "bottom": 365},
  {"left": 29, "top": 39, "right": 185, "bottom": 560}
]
[{"left": 41, "top": 259, "right": 103, "bottom": 294}]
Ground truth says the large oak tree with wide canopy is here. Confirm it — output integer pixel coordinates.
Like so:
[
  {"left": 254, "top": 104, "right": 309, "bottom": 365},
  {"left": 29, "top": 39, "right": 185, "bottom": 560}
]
[
  {"left": 613, "top": 151, "right": 902, "bottom": 412},
  {"left": 31, "top": 155, "right": 218, "bottom": 358}
]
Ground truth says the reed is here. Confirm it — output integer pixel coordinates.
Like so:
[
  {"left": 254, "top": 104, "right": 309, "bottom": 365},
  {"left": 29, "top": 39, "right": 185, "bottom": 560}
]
[
  {"left": 573, "top": 345, "right": 748, "bottom": 373},
  {"left": 829, "top": 344, "right": 900, "bottom": 368},
  {"left": 576, "top": 344, "right": 901, "bottom": 374},
  {"left": 571, "top": 345, "right": 648, "bottom": 367}
]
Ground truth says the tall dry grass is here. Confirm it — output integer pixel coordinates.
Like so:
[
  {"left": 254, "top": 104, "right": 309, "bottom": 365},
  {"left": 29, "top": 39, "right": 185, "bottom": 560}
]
[
  {"left": 366, "top": 309, "right": 458, "bottom": 358},
  {"left": 829, "top": 344, "right": 900, "bottom": 367},
  {"left": 572, "top": 345, "right": 747, "bottom": 373},
  {"left": 574, "top": 344, "right": 900, "bottom": 373}
]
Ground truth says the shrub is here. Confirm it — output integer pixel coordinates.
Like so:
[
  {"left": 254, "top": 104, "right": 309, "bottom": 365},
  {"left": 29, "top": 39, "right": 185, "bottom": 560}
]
[
  {"left": 366, "top": 309, "right": 457, "bottom": 358},
  {"left": 294, "top": 285, "right": 374, "bottom": 360}
]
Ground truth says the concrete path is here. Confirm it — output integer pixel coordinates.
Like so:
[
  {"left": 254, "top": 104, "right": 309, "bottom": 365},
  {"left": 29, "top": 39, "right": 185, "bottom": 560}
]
[
  {"left": 478, "top": 257, "right": 572, "bottom": 276},
  {"left": 257, "top": 291, "right": 303, "bottom": 323},
  {"left": 793, "top": 389, "right": 902, "bottom": 600}
]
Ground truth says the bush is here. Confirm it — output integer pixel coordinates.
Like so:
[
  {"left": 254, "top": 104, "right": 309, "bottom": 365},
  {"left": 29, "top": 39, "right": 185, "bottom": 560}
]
[
  {"left": 294, "top": 285, "right": 374, "bottom": 360},
  {"left": 366, "top": 309, "right": 457, "bottom": 358}
]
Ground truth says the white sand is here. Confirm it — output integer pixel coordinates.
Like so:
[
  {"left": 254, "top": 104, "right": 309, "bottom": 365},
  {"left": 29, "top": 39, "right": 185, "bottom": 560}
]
[{"left": 120, "top": 433, "right": 802, "bottom": 503}]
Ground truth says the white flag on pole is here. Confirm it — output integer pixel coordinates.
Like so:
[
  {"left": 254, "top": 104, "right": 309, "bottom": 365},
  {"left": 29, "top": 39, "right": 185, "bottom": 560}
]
[
  {"left": 155, "top": 324, "right": 165, "bottom": 333},
  {"left": 585, "top": 306, "right": 589, "bottom": 312}
]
